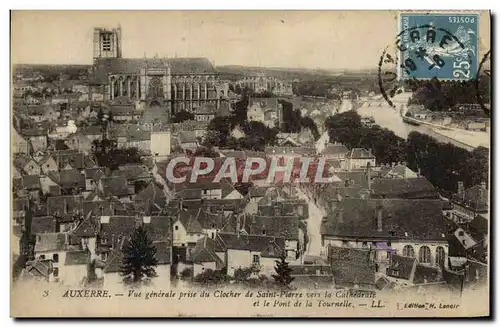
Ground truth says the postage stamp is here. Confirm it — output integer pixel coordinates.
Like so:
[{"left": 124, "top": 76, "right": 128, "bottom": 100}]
[{"left": 398, "top": 13, "right": 479, "bottom": 81}]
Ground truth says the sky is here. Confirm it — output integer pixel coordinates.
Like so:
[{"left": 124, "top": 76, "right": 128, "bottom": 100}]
[{"left": 11, "top": 11, "right": 491, "bottom": 70}]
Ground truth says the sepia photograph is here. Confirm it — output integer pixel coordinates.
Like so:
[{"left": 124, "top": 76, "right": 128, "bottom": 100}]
[{"left": 10, "top": 10, "right": 491, "bottom": 318}]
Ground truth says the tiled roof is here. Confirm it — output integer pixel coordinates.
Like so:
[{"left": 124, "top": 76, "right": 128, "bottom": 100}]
[
  {"left": 134, "top": 182, "right": 166, "bottom": 214},
  {"left": 31, "top": 216, "right": 57, "bottom": 234},
  {"left": 64, "top": 250, "right": 91, "bottom": 266},
  {"left": 99, "top": 216, "right": 138, "bottom": 248},
  {"left": 320, "top": 199, "right": 449, "bottom": 241},
  {"left": 102, "top": 176, "right": 133, "bottom": 197},
  {"left": 111, "top": 165, "right": 151, "bottom": 181},
  {"left": 17, "top": 175, "right": 41, "bottom": 190},
  {"left": 90, "top": 57, "right": 218, "bottom": 84},
  {"left": 81, "top": 125, "right": 106, "bottom": 136},
  {"left": 322, "top": 144, "right": 349, "bottom": 156},
  {"left": 246, "top": 215, "right": 300, "bottom": 240},
  {"left": 264, "top": 146, "right": 316, "bottom": 156},
  {"left": 46, "top": 195, "right": 82, "bottom": 216},
  {"left": 214, "top": 232, "right": 285, "bottom": 258},
  {"left": 347, "top": 148, "right": 375, "bottom": 159},
  {"left": 192, "top": 237, "right": 225, "bottom": 268},
  {"left": 154, "top": 241, "right": 172, "bottom": 265},
  {"left": 386, "top": 254, "right": 417, "bottom": 280},
  {"left": 143, "top": 216, "right": 171, "bottom": 243},
  {"left": 176, "top": 210, "right": 204, "bottom": 233},
  {"left": 413, "top": 264, "right": 442, "bottom": 284},
  {"left": 34, "top": 232, "right": 68, "bottom": 252},
  {"left": 328, "top": 246, "right": 376, "bottom": 286},
  {"left": 12, "top": 198, "right": 29, "bottom": 212},
  {"left": 371, "top": 177, "right": 438, "bottom": 199},
  {"left": 49, "top": 169, "right": 86, "bottom": 189},
  {"left": 451, "top": 184, "right": 488, "bottom": 212},
  {"left": 82, "top": 200, "right": 114, "bottom": 217},
  {"left": 178, "top": 131, "right": 198, "bottom": 144}
]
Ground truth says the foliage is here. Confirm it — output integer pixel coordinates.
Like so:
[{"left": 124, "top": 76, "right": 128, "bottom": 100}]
[
  {"left": 120, "top": 225, "right": 158, "bottom": 285},
  {"left": 194, "top": 145, "right": 219, "bottom": 158},
  {"left": 92, "top": 138, "right": 142, "bottom": 170},
  {"left": 272, "top": 254, "right": 294, "bottom": 288},
  {"left": 180, "top": 267, "right": 193, "bottom": 279},
  {"left": 280, "top": 100, "right": 319, "bottom": 139},
  {"left": 234, "top": 267, "right": 253, "bottom": 282},
  {"left": 134, "top": 180, "right": 150, "bottom": 194},
  {"left": 171, "top": 110, "right": 194, "bottom": 123},
  {"left": 193, "top": 269, "right": 228, "bottom": 285},
  {"left": 55, "top": 139, "right": 69, "bottom": 150},
  {"left": 407, "top": 77, "right": 491, "bottom": 112},
  {"left": 325, "top": 111, "right": 489, "bottom": 193}
]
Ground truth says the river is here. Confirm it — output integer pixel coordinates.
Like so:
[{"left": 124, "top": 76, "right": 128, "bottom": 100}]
[{"left": 356, "top": 93, "right": 489, "bottom": 151}]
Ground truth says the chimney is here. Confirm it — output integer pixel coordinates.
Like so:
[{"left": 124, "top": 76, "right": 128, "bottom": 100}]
[
  {"left": 236, "top": 213, "right": 241, "bottom": 237},
  {"left": 457, "top": 181, "right": 464, "bottom": 195},
  {"left": 367, "top": 162, "right": 372, "bottom": 193},
  {"left": 376, "top": 205, "right": 383, "bottom": 232},
  {"left": 337, "top": 208, "right": 344, "bottom": 224}
]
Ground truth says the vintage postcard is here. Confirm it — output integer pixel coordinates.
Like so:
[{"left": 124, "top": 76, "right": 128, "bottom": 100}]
[{"left": 10, "top": 10, "right": 490, "bottom": 317}]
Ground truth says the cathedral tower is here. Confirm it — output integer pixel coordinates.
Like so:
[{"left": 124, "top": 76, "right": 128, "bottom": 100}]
[{"left": 93, "top": 25, "right": 122, "bottom": 62}]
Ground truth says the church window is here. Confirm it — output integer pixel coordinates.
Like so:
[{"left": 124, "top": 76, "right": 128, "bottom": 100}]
[
  {"left": 102, "top": 33, "right": 111, "bottom": 52},
  {"left": 418, "top": 246, "right": 431, "bottom": 264},
  {"left": 436, "top": 246, "right": 446, "bottom": 267},
  {"left": 402, "top": 245, "right": 415, "bottom": 257}
]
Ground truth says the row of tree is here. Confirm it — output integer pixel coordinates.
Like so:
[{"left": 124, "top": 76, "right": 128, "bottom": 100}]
[{"left": 325, "top": 112, "right": 489, "bottom": 193}]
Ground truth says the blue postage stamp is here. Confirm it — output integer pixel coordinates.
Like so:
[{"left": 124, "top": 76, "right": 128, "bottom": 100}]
[{"left": 398, "top": 13, "right": 479, "bottom": 81}]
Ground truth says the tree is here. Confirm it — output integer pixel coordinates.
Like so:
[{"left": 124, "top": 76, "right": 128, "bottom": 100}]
[
  {"left": 55, "top": 139, "right": 69, "bottom": 150},
  {"left": 272, "top": 254, "right": 294, "bottom": 288},
  {"left": 120, "top": 225, "right": 158, "bottom": 285},
  {"left": 171, "top": 110, "right": 194, "bottom": 123},
  {"left": 193, "top": 269, "right": 227, "bottom": 286}
]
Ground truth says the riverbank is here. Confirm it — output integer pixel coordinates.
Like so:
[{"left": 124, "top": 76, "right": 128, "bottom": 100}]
[{"left": 357, "top": 99, "right": 489, "bottom": 151}]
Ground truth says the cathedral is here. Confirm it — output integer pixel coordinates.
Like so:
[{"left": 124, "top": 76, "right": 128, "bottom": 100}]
[{"left": 89, "top": 26, "right": 230, "bottom": 116}]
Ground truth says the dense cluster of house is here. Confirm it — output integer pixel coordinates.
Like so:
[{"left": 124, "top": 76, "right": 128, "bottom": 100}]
[{"left": 12, "top": 70, "right": 488, "bottom": 293}]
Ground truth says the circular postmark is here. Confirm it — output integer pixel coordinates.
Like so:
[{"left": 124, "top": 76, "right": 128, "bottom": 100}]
[
  {"left": 379, "top": 22, "right": 478, "bottom": 110},
  {"left": 475, "top": 50, "right": 491, "bottom": 117}
]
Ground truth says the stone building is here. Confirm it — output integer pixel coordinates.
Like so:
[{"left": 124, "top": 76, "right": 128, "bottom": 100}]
[
  {"left": 88, "top": 26, "right": 230, "bottom": 117},
  {"left": 235, "top": 73, "right": 293, "bottom": 96}
]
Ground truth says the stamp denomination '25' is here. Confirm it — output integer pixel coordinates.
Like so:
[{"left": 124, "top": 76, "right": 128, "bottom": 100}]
[{"left": 398, "top": 13, "right": 479, "bottom": 81}]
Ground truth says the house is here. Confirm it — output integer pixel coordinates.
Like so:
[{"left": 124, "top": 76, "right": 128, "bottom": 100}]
[
  {"left": 13, "top": 128, "right": 30, "bottom": 155},
  {"left": 385, "top": 254, "right": 443, "bottom": 287},
  {"left": 244, "top": 214, "right": 302, "bottom": 260},
  {"left": 83, "top": 167, "right": 106, "bottom": 191},
  {"left": 216, "top": 232, "right": 285, "bottom": 277},
  {"left": 80, "top": 125, "right": 105, "bottom": 142},
  {"left": 379, "top": 164, "right": 419, "bottom": 179},
  {"left": 133, "top": 182, "right": 167, "bottom": 215},
  {"left": 14, "top": 154, "right": 40, "bottom": 175},
  {"left": 66, "top": 131, "right": 93, "bottom": 153},
  {"left": 13, "top": 175, "right": 42, "bottom": 199},
  {"left": 191, "top": 236, "right": 225, "bottom": 276},
  {"left": 21, "top": 128, "right": 48, "bottom": 152},
  {"left": 37, "top": 153, "right": 59, "bottom": 174},
  {"left": 20, "top": 259, "right": 53, "bottom": 283},
  {"left": 109, "top": 125, "right": 151, "bottom": 152},
  {"left": 289, "top": 263, "right": 334, "bottom": 289},
  {"left": 46, "top": 195, "right": 83, "bottom": 231},
  {"left": 177, "top": 131, "right": 198, "bottom": 152},
  {"left": 99, "top": 176, "right": 135, "bottom": 202},
  {"left": 48, "top": 169, "right": 86, "bottom": 195},
  {"left": 151, "top": 126, "right": 171, "bottom": 160},
  {"left": 97, "top": 215, "right": 172, "bottom": 288},
  {"left": 172, "top": 209, "right": 205, "bottom": 252},
  {"left": 346, "top": 148, "right": 376, "bottom": 170},
  {"left": 450, "top": 181, "right": 488, "bottom": 224},
  {"left": 247, "top": 98, "right": 282, "bottom": 128},
  {"left": 230, "top": 125, "right": 245, "bottom": 140},
  {"left": 320, "top": 198, "right": 450, "bottom": 274},
  {"left": 193, "top": 103, "right": 216, "bottom": 122},
  {"left": 39, "top": 175, "right": 60, "bottom": 195},
  {"left": 33, "top": 232, "right": 82, "bottom": 283},
  {"left": 320, "top": 143, "right": 350, "bottom": 161}
]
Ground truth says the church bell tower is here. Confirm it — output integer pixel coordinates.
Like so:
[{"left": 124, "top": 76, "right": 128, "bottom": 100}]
[{"left": 93, "top": 25, "right": 122, "bottom": 62}]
